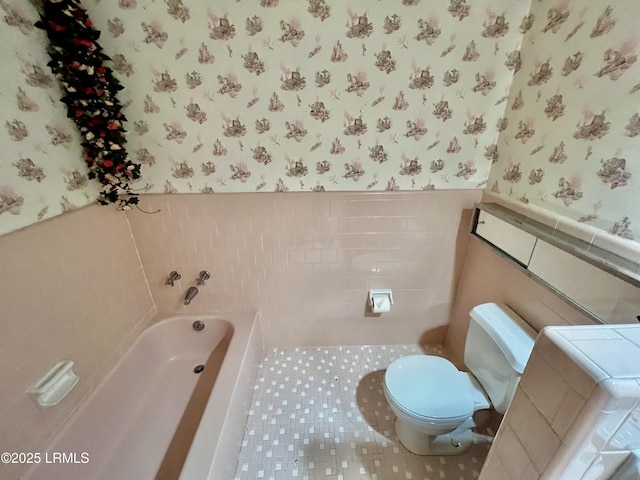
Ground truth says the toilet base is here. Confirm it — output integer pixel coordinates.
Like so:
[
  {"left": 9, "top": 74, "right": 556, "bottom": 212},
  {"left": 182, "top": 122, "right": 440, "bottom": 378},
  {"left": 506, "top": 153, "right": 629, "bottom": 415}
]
[{"left": 395, "top": 418, "right": 474, "bottom": 456}]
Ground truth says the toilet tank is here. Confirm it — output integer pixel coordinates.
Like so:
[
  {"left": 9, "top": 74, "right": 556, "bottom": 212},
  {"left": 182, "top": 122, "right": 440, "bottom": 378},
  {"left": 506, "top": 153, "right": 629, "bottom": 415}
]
[{"left": 464, "top": 303, "right": 537, "bottom": 414}]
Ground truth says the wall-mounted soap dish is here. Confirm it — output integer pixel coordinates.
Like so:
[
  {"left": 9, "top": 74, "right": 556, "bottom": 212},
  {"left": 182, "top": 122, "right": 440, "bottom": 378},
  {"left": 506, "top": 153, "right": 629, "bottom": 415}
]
[{"left": 27, "top": 360, "right": 78, "bottom": 408}]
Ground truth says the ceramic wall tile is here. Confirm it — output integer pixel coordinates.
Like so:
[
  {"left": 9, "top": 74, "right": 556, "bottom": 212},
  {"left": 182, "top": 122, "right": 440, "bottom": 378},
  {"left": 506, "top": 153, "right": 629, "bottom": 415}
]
[
  {"left": 481, "top": 324, "right": 640, "bottom": 480},
  {"left": 0, "top": 204, "right": 155, "bottom": 480},
  {"left": 126, "top": 190, "right": 478, "bottom": 347},
  {"left": 445, "top": 236, "right": 599, "bottom": 366}
]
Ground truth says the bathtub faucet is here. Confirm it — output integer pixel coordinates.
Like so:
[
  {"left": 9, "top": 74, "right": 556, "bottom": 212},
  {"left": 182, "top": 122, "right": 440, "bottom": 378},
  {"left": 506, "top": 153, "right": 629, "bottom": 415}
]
[{"left": 184, "top": 286, "right": 199, "bottom": 305}]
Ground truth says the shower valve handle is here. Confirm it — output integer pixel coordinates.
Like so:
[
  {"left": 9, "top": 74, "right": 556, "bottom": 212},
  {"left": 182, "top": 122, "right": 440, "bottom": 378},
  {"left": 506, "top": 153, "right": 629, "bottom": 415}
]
[
  {"left": 197, "top": 271, "right": 211, "bottom": 286},
  {"left": 166, "top": 271, "right": 181, "bottom": 287}
]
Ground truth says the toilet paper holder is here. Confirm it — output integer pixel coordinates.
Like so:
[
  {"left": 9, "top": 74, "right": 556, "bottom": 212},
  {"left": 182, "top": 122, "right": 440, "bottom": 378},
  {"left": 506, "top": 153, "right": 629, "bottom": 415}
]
[{"left": 369, "top": 289, "right": 394, "bottom": 310}]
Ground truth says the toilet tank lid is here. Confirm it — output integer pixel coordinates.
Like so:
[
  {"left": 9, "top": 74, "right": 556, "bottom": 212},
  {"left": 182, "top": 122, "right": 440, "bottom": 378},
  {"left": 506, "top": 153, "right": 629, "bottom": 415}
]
[{"left": 470, "top": 303, "right": 537, "bottom": 373}]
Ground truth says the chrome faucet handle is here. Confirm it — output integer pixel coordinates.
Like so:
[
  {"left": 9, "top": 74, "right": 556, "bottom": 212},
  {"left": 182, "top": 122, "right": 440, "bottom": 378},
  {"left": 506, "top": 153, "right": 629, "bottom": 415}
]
[
  {"left": 166, "top": 271, "right": 181, "bottom": 286},
  {"left": 196, "top": 271, "right": 210, "bottom": 286}
]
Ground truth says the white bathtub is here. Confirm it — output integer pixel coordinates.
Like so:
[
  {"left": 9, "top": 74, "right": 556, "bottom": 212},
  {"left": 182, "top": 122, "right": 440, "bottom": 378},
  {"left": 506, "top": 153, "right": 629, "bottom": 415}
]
[{"left": 23, "top": 312, "right": 261, "bottom": 480}]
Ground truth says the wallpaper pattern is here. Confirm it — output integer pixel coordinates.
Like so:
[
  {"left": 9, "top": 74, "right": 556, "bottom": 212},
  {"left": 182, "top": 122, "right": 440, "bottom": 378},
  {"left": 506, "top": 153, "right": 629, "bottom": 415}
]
[
  {"left": 0, "top": 1, "right": 97, "bottom": 235},
  {"left": 487, "top": 0, "right": 640, "bottom": 241},
  {"left": 81, "top": 0, "right": 529, "bottom": 195},
  {"left": 1, "top": 0, "right": 639, "bottom": 243}
]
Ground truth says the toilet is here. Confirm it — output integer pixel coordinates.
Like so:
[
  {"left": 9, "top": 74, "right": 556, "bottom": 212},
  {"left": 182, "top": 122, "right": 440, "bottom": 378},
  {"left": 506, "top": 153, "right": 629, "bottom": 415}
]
[{"left": 383, "top": 302, "right": 537, "bottom": 455}]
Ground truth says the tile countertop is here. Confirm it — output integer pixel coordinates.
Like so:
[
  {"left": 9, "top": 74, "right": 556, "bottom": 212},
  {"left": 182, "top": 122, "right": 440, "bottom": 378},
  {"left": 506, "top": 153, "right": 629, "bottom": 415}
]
[
  {"left": 545, "top": 324, "right": 640, "bottom": 382},
  {"left": 533, "top": 325, "right": 640, "bottom": 479},
  {"left": 543, "top": 325, "right": 640, "bottom": 457}
]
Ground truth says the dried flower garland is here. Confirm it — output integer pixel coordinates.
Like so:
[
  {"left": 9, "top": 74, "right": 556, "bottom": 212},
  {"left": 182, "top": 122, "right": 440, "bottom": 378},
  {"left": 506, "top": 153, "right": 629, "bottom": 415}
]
[{"left": 36, "top": 0, "right": 141, "bottom": 209}]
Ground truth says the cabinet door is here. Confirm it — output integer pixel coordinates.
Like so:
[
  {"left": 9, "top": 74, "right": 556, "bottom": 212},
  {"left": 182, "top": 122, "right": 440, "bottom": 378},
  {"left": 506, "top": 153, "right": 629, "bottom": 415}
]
[{"left": 474, "top": 210, "right": 537, "bottom": 266}]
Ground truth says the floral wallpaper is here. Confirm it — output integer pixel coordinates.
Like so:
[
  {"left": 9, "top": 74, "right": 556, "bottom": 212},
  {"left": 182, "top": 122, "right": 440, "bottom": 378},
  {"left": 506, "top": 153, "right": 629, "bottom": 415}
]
[
  {"left": 0, "top": 0, "right": 97, "bottom": 236},
  {"left": 79, "top": 0, "right": 529, "bottom": 194},
  {"left": 1, "top": 0, "right": 638, "bottom": 244},
  {"left": 487, "top": 0, "right": 640, "bottom": 242}
]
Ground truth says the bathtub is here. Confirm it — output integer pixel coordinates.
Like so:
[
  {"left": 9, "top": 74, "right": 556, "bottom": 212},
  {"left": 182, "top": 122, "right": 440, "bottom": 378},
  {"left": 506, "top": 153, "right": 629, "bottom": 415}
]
[{"left": 23, "top": 312, "right": 261, "bottom": 480}]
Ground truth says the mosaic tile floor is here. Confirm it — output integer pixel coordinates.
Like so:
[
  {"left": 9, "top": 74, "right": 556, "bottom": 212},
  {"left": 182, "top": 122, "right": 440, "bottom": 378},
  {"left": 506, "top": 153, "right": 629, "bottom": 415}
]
[{"left": 234, "top": 345, "right": 492, "bottom": 480}]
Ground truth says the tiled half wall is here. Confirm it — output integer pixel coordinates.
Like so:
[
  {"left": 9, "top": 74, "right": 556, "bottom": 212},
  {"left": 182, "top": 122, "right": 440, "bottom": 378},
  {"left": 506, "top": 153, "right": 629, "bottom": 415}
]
[
  {"left": 126, "top": 190, "right": 480, "bottom": 347},
  {"left": 480, "top": 325, "right": 640, "bottom": 480},
  {"left": 0, "top": 204, "right": 155, "bottom": 480}
]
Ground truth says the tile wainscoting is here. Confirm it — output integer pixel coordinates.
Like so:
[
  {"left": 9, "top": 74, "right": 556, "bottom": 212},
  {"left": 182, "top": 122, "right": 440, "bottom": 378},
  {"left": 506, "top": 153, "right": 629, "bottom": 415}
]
[
  {"left": 127, "top": 190, "right": 480, "bottom": 347},
  {"left": 0, "top": 204, "right": 155, "bottom": 480}
]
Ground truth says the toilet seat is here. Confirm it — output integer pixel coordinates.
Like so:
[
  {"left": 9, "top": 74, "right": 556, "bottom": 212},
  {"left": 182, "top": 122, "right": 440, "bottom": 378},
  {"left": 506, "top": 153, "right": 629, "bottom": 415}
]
[{"left": 384, "top": 355, "right": 475, "bottom": 423}]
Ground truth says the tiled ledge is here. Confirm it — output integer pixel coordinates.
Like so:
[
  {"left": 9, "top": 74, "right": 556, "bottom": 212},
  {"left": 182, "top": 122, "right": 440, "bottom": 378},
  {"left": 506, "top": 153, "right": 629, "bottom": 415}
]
[
  {"left": 480, "top": 324, "right": 640, "bottom": 479},
  {"left": 483, "top": 192, "right": 640, "bottom": 269}
]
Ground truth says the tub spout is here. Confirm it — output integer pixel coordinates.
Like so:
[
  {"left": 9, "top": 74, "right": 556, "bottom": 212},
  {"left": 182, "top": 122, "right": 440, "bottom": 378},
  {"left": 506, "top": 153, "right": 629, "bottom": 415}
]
[{"left": 184, "top": 286, "right": 199, "bottom": 305}]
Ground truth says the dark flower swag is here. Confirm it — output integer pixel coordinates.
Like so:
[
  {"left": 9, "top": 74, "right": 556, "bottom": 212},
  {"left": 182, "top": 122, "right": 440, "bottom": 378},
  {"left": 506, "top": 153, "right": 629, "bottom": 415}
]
[{"left": 36, "top": 0, "right": 141, "bottom": 209}]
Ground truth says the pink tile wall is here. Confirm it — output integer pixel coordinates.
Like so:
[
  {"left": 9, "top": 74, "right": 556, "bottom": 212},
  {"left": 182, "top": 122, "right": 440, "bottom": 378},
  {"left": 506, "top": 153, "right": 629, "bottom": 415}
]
[
  {"left": 479, "top": 333, "right": 597, "bottom": 480},
  {"left": 0, "top": 204, "right": 155, "bottom": 480},
  {"left": 446, "top": 236, "right": 597, "bottom": 366},
  {"left": 126, "top": 191, "right": 480, "bottom": 347}
]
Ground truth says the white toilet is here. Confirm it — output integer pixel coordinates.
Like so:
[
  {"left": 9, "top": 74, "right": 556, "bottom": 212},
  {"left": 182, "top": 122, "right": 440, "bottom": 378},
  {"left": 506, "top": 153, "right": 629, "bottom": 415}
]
[{"left": 383, "top": 302, "right": 537, "bottom": 455}]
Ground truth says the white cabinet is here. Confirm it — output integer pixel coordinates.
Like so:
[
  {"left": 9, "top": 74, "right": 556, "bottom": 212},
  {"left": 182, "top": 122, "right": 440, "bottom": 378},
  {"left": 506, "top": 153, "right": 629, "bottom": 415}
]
[
  {"left": 474, "top": 210, "right": 537, "bottom": 266},
  {"left": 472, "top": 203, "right": 640, "bottom": 325}
]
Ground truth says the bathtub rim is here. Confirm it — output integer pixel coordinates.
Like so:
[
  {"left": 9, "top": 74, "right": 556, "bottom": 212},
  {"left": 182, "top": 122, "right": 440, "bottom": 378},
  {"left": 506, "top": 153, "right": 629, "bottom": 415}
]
[{"left": 179, "top": 309, "right": 260, "bottom": 480}]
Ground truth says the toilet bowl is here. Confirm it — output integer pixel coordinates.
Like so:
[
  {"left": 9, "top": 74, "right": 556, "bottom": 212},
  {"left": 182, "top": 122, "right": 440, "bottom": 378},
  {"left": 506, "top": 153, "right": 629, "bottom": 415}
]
[
  {"left": 383, "top": 303, "right": 537, "bottom": 455},
  {"left": 383, "top": 355, "right": 491, "bottom": 455}
]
